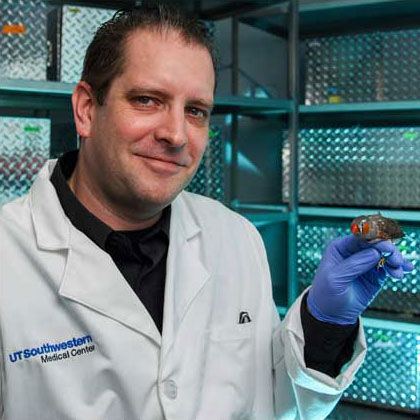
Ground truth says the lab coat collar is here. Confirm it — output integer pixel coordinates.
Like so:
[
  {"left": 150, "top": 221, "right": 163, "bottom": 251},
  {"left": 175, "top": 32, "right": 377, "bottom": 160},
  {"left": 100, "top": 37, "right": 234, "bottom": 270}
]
[
  {"left": 30, "top": 161, "right": 201, "bottom": 249},
  {"left": 30, "top": 160, "right": 71, "bottom": 250}
]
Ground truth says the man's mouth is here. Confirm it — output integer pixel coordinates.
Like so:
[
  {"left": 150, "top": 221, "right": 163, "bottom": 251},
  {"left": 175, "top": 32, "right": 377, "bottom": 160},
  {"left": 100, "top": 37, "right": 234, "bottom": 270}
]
[{"left": 135, "top": 154, "right": 186, "bottom": 174}]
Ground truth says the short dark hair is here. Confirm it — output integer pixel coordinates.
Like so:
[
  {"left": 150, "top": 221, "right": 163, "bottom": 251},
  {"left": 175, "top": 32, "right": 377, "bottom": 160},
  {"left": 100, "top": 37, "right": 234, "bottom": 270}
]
[{"left": 81, "top": 4, "right": 217, "bottom": 105}]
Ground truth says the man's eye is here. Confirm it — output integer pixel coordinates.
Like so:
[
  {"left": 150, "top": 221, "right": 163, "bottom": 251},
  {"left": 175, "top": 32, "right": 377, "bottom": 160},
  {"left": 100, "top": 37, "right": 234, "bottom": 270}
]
[
  {"left": 135, "top": 96, "right": 154, "bottom": 105},
  {"left": 187, "top": 107, "right": 208, "bottom": 119}
]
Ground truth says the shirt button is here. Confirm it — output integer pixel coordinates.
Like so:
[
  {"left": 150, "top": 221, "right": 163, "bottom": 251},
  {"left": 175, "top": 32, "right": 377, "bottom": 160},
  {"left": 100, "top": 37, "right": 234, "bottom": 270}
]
[{"left": 163, "top": 379, "right": 178, "bottom": 399}]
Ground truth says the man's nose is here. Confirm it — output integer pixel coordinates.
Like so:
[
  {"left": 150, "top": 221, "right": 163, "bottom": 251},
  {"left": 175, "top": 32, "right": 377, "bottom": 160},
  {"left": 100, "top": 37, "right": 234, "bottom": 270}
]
[{"left": 155, "top": 107, "right": 188, "bottom": 148}]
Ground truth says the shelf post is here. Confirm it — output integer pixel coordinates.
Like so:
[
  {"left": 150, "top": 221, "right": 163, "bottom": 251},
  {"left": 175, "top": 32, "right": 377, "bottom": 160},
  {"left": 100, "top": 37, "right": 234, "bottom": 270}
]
[
  {"left": 230, "top": 16, "right": 239, "bottom": 205},
  {"left": 287, "top": 0, "right": 299, "bottom": 306}
]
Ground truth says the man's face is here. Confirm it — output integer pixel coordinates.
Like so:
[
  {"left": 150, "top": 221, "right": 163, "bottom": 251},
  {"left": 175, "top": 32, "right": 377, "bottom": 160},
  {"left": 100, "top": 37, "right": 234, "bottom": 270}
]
[{"left": 80, "top": 29, "right": 215, "bottom": 215}]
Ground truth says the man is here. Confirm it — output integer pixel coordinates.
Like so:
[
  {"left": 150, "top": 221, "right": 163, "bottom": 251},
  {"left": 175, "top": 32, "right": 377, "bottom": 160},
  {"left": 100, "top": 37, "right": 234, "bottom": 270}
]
[{"left": 0, "top": 5, "right": 412, "bottom": 420}]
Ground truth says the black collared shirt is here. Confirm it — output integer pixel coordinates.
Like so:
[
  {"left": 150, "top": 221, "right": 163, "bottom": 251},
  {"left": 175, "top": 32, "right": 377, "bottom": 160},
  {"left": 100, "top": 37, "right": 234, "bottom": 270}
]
[{"left": 50, "top": 150, "right": 170, "bottom": 333}]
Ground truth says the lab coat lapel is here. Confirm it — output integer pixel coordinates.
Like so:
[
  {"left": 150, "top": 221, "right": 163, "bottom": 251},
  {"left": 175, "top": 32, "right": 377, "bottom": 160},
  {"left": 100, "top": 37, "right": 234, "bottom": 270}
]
[
  {"left": 31, "top": 160, "right": 161, "bottom": 346},
  {"left": 59, "top": 228, "right": 162, "bottom": 346},
  {"left": 161, "top": 193, "right": 210, "bottom": 360}
]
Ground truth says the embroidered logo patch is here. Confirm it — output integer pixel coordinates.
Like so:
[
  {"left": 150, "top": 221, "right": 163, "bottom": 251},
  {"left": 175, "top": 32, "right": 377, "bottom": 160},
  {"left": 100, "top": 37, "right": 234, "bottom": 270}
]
[{"left": 8, "top": 335, "right": 95, "bottom": 364}]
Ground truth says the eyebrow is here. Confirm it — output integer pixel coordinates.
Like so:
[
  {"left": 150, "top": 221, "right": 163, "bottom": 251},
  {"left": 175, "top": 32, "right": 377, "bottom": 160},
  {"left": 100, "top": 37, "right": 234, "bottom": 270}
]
[
  {"left": 187, "top": 99, "right": 214, "bottom": 112},
  {"left": 126, "top": 86, "right": 214, "bottom": 111}
]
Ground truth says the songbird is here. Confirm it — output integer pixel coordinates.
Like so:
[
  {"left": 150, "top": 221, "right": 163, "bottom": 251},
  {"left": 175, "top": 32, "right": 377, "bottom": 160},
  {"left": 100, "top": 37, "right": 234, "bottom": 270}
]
[
  {"left": 350, "top": 213, "right": 404, "bottom": 243},
  {"left": 350, "top": 213, "right": 404, "bottom": 268}
]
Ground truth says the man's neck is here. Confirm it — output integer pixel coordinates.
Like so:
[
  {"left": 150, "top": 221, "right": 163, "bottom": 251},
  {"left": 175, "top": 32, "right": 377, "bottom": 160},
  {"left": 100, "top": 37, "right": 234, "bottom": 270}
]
[{"left": 68, "top": 167, "right": 162, "bottom": 231}]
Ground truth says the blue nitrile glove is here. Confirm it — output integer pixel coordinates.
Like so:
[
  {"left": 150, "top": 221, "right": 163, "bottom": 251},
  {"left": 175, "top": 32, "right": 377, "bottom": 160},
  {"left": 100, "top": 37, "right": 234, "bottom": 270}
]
[{"left": 307, "top": 235, "right": 414, "bottom": 325}]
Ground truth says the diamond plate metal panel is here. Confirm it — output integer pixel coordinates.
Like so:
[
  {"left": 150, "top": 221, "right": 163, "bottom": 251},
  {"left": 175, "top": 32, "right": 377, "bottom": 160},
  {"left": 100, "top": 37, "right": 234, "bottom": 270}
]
[
  {"left": 283, "top": 127, "right": 420, "bottom": 208},
  {"left": 60, "top": 5, "right": 116, "bottom": 83},
  {"left": 0, "top": 0, "right": 47, "bottom": 80},
  {"left": 305, "top": 29, "right": 420, "bottom": 104},
  {"left": 0, "top": 117, "right": 50, "bottom": 204},
  {"left": 186, "top": 126, "right": 224, "bottom": 202},
  {"left": 343, "top": 321, "right": 419, "bottom": 414},
  {"left": 297, "top": 220, "right": 420, "bottom": 315}
]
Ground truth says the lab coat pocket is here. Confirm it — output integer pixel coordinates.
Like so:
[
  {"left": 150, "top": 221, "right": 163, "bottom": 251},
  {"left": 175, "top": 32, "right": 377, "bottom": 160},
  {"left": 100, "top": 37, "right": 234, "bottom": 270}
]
[{"left": 200, "top": 323, "right": 256, "bottom": 417}]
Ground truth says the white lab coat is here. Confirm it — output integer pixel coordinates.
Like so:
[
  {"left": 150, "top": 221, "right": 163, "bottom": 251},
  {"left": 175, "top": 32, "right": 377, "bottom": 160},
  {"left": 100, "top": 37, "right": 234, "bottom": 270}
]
[{"left": 0, "top": 160, "right": 367, "bottom": 420}]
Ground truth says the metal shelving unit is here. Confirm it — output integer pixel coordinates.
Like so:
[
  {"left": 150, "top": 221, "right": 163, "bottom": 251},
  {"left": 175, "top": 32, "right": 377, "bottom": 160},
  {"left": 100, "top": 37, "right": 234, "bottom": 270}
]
[{"left": 296, "top": 1, "right": 420, "bottom": 417}]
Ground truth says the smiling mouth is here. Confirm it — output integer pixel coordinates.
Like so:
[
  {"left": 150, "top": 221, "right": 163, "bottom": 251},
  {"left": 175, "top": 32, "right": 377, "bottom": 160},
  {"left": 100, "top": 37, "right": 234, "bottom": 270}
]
[
  {"left": 135, "top": 154, "right": 185, "bottom": 174},
  {"left": 149, "top": 157, "right": 184, "bottom": 166},
  {"left": 135, "top": 154, "right": 184, "bottom": 166}
]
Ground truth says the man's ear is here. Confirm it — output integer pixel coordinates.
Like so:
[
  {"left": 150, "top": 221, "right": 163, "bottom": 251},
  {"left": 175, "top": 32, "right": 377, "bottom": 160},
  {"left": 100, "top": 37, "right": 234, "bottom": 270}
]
[{"left": 72, "top": 81, "right": 97, "bottom": 140}]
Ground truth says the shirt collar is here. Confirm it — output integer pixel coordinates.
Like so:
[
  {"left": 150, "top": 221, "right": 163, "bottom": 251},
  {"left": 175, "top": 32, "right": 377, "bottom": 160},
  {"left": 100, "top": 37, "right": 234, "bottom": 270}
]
[{"left": 49, "top": 150, "right": 171, "bottom": 250}]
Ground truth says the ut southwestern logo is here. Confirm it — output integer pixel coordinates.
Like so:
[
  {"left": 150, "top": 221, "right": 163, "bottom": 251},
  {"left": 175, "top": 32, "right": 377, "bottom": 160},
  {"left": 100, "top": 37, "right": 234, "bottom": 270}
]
[{"left": 9, "top": 335, "right": 95, "bottom": 364}]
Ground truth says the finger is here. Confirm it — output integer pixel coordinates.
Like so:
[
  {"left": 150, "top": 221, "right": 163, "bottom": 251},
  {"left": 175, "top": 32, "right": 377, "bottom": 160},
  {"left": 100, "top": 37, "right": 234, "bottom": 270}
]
[
  {"left": 384, "top": 265, "right": 404, "bottom": 280},
  {"left": 402, "top": 259, "right": 414, "bottom": 272},
  {"left": 333, "top": 248, "right": 382, "bottom": 283},
  {"left": 383, "top": 250, "right": 404, "bottom": 268},
  {"left": 371, "top": 240, "right": 396, "bottom": 254},
  {"left": 384, "top": 252, "right": 404, "bottom": 268},
  {"left": 371, "top": 241, "right": 403, "bottom": 268}
]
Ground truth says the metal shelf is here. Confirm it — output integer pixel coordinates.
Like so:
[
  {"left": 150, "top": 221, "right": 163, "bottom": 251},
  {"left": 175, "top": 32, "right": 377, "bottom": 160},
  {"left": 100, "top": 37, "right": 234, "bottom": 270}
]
[
  {"left": 299, "top": 101, "right": 420, "bottom": 126},
  {"left": 231, "top": 202, "right": 291, "bottom": 224},
  {"left": 213, "top": 95, "right": 291, "bottom": 115},
  {"left": 278, "top": 305, "right": 420, "bottom": 333},
  {"left": 237, "top": 0, "right": 420, "bottom": 39},
  {"left": 299, "top": 206, "right": 420, "bottom": 222},
  {"left": 0, "top": 79, "right": 291, "bottom": 115},
  {"left": 230, "top": 201, "right": 420, "bottom": 223},
  {"left": 362, "top": 315, "right": 420, "bottom": 332},
  {"left": 231, "top": 202, "right": 289, "bottom": 212},
  {"left": 299, "top": 0, "right": 420, "bottom": 37},
  {"left": 0, "top": 79, "right": 75, "bottom": 95},
  {"left": 0, "top": 79, "right": 75, "bottom": 110}
]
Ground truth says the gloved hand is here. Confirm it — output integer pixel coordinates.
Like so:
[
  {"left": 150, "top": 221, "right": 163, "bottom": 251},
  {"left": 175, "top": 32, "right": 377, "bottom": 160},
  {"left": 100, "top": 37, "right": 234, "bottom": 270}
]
[{"left": 307, "top": 235, "right": 414, "bottom": 325}]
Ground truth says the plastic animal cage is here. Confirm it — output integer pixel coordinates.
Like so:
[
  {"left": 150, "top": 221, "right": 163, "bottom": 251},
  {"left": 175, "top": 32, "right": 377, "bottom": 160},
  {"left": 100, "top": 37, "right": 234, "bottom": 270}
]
[
  {"left": 283, "top": 127, "right": 420, "bottom": 209},
  {"left": 0, "top": 117, "right": 51, "bottom": 204},
  {"left": 343, "top": 317, "right": 419, "bottom": 414},
  {"left": 0, "top": 0, "right": 47, "bottom": 80},
  {"left": 297, "top": 220, "right": 420, "bottom": 315},
  {"left": 305, "top": 28, "right": 420, "bottom": 104},
  {"left": 60, "top": 5, "right": 116, "bottom": 83}
]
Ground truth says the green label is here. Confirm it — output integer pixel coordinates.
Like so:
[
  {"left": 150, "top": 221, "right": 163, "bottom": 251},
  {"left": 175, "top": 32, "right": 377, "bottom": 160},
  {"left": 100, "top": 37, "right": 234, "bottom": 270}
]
[
  {"left": 69, "top": 7, "right": 80, "bottom": 13},
  {"left": 209, "top": 128, "right": 220, "bottom": 140},
  {"left": 373, "top": 332, "right": 391, "bottom": 342},
  {"left": 24, "top": 126, "right": 41, "bottom": 133},
  {"left": 403, "top": 132, "right": 419, "bottom": 140}
]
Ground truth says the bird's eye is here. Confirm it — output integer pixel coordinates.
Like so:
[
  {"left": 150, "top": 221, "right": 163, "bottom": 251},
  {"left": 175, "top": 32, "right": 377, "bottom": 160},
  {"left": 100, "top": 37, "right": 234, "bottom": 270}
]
[
  {"left": 351, "top": 223, "right": 360, "bottom": 234},
  {"left": 362, "top": 222, "right": 370, "bottom": 235}
]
